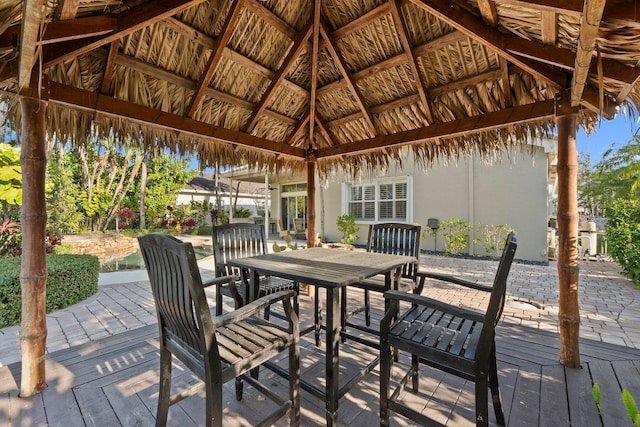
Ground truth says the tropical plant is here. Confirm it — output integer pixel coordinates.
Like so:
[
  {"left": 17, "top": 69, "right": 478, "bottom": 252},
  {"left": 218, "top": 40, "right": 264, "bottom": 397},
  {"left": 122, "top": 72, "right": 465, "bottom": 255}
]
[
  {"left": 593, "top": 383, "right": 640, "bottom": 426},
  {"left": 605, "top": 199, "right": 640, "bottom": 285},
  {"left": 440, "top": 217, "right": 471, "bottom": 255},
  {"left": 0, "top": 143, "right": 22, "bottom": 219},
  {"left": 336, "top": 214, "right": 359, "bottom": 245},
  {"left": 0, "top": 220, "right": 21, "bottom": 258},
  {"left": 474, "top": 223, "right": 513, "bottom": 256}
]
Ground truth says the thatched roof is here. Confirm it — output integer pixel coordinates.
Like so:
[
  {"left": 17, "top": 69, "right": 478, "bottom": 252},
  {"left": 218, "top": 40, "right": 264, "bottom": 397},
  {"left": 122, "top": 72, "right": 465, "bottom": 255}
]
[{"left": 2, "top": 0, "right": 640, "bottom": 177}]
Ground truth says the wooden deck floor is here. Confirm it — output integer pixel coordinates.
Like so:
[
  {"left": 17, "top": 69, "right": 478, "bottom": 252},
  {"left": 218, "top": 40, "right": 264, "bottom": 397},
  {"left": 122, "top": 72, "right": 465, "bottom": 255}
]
[{"left": 2, "top": 293, "right": 640, "bottom": 427}]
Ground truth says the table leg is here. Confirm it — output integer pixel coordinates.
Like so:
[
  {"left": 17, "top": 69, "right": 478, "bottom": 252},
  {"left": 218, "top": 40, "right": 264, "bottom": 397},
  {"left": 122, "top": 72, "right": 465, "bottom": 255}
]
[{"left": 325, "top": 286, "right": 340, "bottom": 426}]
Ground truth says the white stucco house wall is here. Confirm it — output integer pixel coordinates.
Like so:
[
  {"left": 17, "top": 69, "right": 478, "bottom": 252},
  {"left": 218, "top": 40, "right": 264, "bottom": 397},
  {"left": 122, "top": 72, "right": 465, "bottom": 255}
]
[{"left": 222, "top": 136, "right": 557, "bottom": 264}]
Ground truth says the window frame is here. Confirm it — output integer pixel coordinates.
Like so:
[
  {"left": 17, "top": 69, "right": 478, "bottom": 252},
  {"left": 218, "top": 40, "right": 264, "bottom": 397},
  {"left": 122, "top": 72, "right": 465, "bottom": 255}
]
[{"left": 341, "top": 176, "right": 413, "bottom": 224}]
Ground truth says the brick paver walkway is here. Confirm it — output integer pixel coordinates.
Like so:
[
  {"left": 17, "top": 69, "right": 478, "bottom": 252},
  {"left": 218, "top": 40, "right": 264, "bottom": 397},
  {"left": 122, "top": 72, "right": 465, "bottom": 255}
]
[{"left": 1, "top": 253, "right": 638, "bottom": 367}]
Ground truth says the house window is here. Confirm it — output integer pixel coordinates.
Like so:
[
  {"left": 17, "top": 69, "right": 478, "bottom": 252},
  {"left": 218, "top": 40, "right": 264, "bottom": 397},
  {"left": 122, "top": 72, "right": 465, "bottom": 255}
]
[{"left": 343, "top": 177, "right": 411, "bottom": 223}]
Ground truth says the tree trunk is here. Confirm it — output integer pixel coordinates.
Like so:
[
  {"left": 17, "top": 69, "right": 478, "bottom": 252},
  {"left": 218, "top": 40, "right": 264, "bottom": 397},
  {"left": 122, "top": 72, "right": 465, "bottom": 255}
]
[
  {"left": 19, "top": 94, "right": 48, "bottom": 397},
  {"left": 556, "top": 111, "right": 581, "bottom": 368},
  {"left": 139, "top": 155, "right": 148, "bottom": 229}
]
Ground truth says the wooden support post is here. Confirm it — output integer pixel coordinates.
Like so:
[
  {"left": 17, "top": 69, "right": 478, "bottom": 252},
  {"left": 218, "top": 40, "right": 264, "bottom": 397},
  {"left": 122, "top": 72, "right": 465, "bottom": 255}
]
[
  {"left": 555, "top": 95, "right": 581, "bottom": 368},
  {"left": 19, "top": 90, "right": 49, "bottom": 396},
  {"left": 306, "top": 156, "right": 316, "bottom": 248}
]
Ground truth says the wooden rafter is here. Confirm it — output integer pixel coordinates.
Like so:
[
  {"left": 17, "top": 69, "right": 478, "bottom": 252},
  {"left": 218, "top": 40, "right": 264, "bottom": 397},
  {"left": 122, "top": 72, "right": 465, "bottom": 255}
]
[
  {"left": 541, "top": 10, "right": 558, "bottom": 45},
  {"left": 48, "top": 82, "right": 306, "bottom": 158},
  {"left": 314, "top": 111, "right": 338, "bottom": 146},
  {"left": 100, "top": 41, "right": 119, "bottom": 94},
  {"left": 317, "top": 99, "right": 555, "bottom": 158},
  {"left": 498, "top": 0, "right": 640, "bottom": 24},
  {"left": 309, "top": 0, "right": 322, "bottom": 149},
  {"left": 332, "top": 2, "right": 392, "bottom": 40},
  {"left": 54, "top": 0, "right": 80, "bottom": 20},
  {"left": 187, "top": 0, "right": 244, "bottom": 118},
  {"left": 0, "top": 16, "right": 115, "bottom": 47},
  {"left": 389, "top": 0, "right": 434, "bottom": 125},
  {"left": 244, "top": 0, "right": 298, "bottom": 40},
  {"left": 19, "top": 0, "right": 45, "bottom": 89},
  {"left": 477, "top": 0, "right": 499, "bottom": 26},
  {"left": 42, "top": 0, "right": 207, "bottom": 69},
  {"left": 161, "top": 18, "right": 308, "bottom": 99},
  {"left": 570, "top": 0, "right": 606, "bottom": 107},
  {"left": 244, "top": 18, "right": 313, "bottom": 133},
  {"left": 287, "top": 111, "right": 310, "bottom": 145},
  {"left": 320, "top": 19, "right": 376, "bottom": 135},
  {"left": 407, "top": 0, "right": 614, "bottom": 114}
]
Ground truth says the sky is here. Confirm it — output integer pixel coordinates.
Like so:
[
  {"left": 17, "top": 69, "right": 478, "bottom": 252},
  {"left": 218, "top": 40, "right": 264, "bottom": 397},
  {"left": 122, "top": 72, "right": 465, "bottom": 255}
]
[{"left": 577, "top": 111, "right": 639, "bottom": 162}]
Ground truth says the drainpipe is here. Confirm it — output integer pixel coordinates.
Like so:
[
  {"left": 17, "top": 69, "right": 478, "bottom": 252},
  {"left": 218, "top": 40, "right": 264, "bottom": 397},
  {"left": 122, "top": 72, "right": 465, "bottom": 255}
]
[{"left": 468, "top": 153, "right": 475, "bottom": 255}]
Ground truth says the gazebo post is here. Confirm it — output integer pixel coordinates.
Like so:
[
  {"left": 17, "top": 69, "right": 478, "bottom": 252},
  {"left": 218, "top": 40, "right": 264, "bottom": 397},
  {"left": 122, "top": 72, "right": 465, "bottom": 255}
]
[
  {"left": 555, "top": 93, "right": 581, "bottom": 368},
  {"left": 306, "top": 154, "right": 316, "bottom": 248},
  {"left": 19, "top": 80, "right": 49, "bottom": 396}
]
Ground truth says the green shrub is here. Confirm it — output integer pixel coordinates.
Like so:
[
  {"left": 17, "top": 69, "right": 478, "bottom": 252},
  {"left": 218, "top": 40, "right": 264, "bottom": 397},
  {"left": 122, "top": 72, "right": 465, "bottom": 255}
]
[
  {"left": 0, "top": 254, "right": 99, "bottom": 327},
  {"left": 474, "top": 223, "right": 513, "bottom": 257},
  {"left": 440, "top": 218, "right": 471, "bottom": 255},
  {"left": 606, "top": 199, "right": 640, "bottom": 286},
  {"left": 190, "top": 225, "right": 213, "bottom": 236},
  {"left": 336, "top": 214, "right": 359, "bottom": 245}
]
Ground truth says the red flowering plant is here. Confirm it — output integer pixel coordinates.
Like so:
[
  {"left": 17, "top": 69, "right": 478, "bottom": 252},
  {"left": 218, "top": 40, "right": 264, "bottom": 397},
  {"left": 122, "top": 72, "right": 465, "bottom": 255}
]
[
  {"left": 116, "top": 207, "right": 136, "bottom": 228},
  {"left": 45, "top": 230, "right": 62, "bottom": 254},
  {"left": 0, "top": 220, "right": 21, "bottom": 257},
  {"left": 180, "top": 218, "right": 198, "bottom": 231}
]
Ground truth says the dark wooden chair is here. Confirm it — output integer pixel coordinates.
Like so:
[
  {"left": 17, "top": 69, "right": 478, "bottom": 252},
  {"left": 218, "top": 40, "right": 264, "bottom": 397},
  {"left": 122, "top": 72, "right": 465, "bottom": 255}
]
[
  {"left": 212, "top": 223, "right": 299, "bottom": 317},
  {"left": 380, "top": 232, "right": 517, "bottom": 427},
  {"left": 340, "top": 223, "right": 421, "bottom": 332},
  {"left": 138, "top": 233, "right": 300, "bottom": 427}
]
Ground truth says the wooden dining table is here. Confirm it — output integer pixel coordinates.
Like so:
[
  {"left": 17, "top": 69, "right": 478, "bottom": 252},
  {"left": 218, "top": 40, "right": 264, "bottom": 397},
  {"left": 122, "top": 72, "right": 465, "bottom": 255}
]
[{"left": 228, "top": 247, "right": 416, "bottom": 426}]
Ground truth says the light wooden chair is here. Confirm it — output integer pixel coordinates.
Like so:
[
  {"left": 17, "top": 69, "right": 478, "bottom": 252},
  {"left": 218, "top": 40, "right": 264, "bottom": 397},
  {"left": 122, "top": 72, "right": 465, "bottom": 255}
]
[
  {"left": 138, "top": 233, "right": 300, "bottom": 427},
  {"left": 380, "top": 232, "right": 517, "bottom": 427}
]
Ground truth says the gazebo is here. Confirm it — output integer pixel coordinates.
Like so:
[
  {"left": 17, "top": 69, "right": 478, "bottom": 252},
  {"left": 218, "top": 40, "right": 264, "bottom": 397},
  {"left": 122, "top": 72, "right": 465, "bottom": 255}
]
[{"left": 1, "top": 0, "right": 640, "bottom": 398}]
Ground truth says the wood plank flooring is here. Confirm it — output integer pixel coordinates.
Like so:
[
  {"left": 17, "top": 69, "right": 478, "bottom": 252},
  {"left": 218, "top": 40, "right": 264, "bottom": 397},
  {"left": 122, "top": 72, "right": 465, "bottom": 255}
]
[{"left": 1, "top": 294, "right": 639, "bottom": 426}]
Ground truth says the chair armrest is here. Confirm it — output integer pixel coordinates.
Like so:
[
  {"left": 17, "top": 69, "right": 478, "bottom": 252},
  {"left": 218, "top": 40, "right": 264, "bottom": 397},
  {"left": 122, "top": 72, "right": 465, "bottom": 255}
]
[
  {"left": 416, "top": 271, "right": 493, "bottom": 293},
  {"left": 211, "top": 290, "right": 298, "bottom": 328},
  {"left": 384, "top": 289, "right": 485, "bottom": 323},
  {"left": 202, "top": 274, "right": 239, "bottom": 288}
]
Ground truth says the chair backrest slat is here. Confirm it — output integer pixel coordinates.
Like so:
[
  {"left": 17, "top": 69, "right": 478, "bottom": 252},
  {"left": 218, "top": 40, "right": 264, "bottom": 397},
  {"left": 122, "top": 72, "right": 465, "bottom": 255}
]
[
  {"left": 367, "top": 223, "right": 421, "bottom": 279},
  {"left": 212, "top": 223, "right": 267, "bottom": 277},
  {"left": 485, "top": 231, "right": 517, "bottom": 329},
  {"left": 138, "top": 234, "right": 216, "bottom": 366}
]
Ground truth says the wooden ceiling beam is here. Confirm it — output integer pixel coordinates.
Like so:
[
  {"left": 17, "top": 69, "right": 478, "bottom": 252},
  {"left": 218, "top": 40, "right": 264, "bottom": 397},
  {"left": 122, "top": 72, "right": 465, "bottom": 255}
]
[
  {"left": 389, "top": 0, "right": 434, "bottom": 125},
  {"left": 541, "top": 10, "right": 558, "bottom": 45},
  {"left": 19, "top": 0, "right": 45, "bottom": 89},
  {"left": 570, "top": 0, "right": 606, "bottom": 108},
  {"left": 309, "top": 0, "right": 322, "bottom": 149},
  {"left": 505, "top": 35, "right": 638, "bottom": 85},
  {"left": 244, "top": 18, "right": 313, "bottom": 133},
  {"left": 332, "top": 3, "right": 393, "bottom": 40},
  {"left": 244, "top": 0, "right": 298, "bottom": 40},
  {"left": 477, "top": 0, "right": 499, "bottom": 26},
  {"left": 100, "top": 41, "right": 119, "bottom": 94},
  {"left": 109, "top": 51, "right": 296, "bottom": 125},
  {"left": 409, "top": 0, "right": 567, "bottom": 89},
  {"left": 54, "top": 0, "right": 80, "bottom": 20},
  {"left": 0, "top": 16, "right": 115, "bottom": 48},
  {"left": 317, "top": 99, "right": 556, "bottom": 158},
  {"left": 320, "top": 19, "right": 376, "bottom": 135},
  {"left": 498, "top": 0, "right": 640, "bottom": 24},
  {"left": 287, "top": 111, "right": 310, "bottom": 145},
  {"left": 314, "top": 111, "right": 338, "bottom": 147},
  {"left": 162, "top": 18, "right": 308, "bottom": 99},
  {"left": 187, "top": 0, "right": 244, "bottom": 118},
  {"left": 48, "top": 81, "right": 306, "bottom": 158},
  {"left": 42, "top": 0, "right": 207, "bottom": 69}
]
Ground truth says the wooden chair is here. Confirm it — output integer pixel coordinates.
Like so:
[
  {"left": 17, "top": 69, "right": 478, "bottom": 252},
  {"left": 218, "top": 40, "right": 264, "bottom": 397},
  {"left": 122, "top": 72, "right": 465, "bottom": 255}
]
[
  {"left": 380, "top": 232, "right": 517, "bottom": 427},
  {"left": 278, "top": 219, "right": 290, "bottom": 238},
  {"left": 340, "top": 223, "right": 421, "bottom": 331},
  {"left": 293, "top": 218, "right": 306, "bottom": 239},
  {"left": 138, "top": 233, "right": 300, "bottom": 427},
  {"left": 212, "top": 223, "right": 299, "bottom": 317}
]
